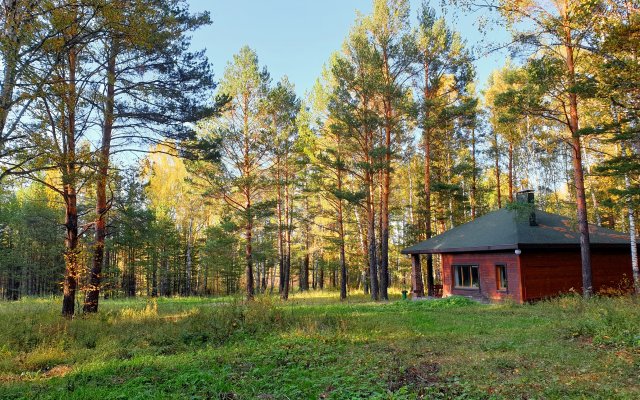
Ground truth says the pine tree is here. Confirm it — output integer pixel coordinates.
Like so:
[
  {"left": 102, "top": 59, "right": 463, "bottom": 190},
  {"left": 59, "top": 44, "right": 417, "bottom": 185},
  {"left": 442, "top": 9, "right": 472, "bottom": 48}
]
[
  {"left": 197, "top": 46, "right": 271, "bottom": 301},
  {"left": 415, "top": 3, "right": 474, "bottom": 296},
  {"left": 83, "top": 0, "right": 214, "bottom": 313},
  {"left": 330, "top": 24, "right": 384, "bottom": 300}
]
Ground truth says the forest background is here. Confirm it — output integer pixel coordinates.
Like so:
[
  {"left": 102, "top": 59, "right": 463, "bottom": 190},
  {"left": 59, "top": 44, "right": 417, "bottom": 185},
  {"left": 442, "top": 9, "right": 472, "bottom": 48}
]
[{"left": 0, "top": 0, "right": 638, "bottom": 317}]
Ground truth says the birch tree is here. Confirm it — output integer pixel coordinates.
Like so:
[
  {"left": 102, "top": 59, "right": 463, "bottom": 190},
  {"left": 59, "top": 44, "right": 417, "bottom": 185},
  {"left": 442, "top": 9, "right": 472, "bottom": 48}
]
[{"left": 454, "top": 0, "right": 606, "bottom": 297}]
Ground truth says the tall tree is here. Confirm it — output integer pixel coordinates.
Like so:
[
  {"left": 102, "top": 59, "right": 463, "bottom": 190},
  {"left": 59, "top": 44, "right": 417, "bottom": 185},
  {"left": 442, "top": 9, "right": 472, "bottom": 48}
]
[
  {"left": 83, "top": 0, "right": 214, "bottom": 313},
  {"left": 330, "top": 24, "right": 383, "bottom": 300},
  {"left": 365, "top": 0, "right": 415, "bottom": 300},
  {"left": 415, "top": 3, "right": 474, "bottom": 296},
  {"left": 589, "top": 0, "right": 639, "bottom": 293},
  {"left": 485, "top": 63, "right": 529, "bottom": 204},
  {"left": 264, "top": 77, "right": 300, "bottom": 300},
  {"left": 198, "top": 46, "right": 270, "bottom": 301},
  {"left": 457, "top": 0, "right": 605, "bottom": 297},
  {"left": 35, "top": 1, "right": 98, "bottom": 317},
  {"left": 308, "top": 72, "right": 355, "bottom": 300}
]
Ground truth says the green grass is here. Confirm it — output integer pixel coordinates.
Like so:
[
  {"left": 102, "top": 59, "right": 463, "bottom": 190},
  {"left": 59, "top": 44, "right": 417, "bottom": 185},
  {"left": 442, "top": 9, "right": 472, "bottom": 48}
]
[{"left": 0, "top": 292, "right": 638, "bottom": 399}]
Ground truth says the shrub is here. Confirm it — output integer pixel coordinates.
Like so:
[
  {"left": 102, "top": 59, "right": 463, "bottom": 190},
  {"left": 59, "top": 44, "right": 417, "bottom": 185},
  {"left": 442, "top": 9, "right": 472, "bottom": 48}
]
[{"left": 553, "top": 295, "right": 640, "bottom": 348}]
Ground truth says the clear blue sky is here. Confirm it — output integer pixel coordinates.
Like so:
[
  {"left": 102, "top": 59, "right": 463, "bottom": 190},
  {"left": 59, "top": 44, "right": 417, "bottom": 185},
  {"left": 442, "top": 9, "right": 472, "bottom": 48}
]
[{"left": 188, "top": 0, "right": 510, "bottom": 97}]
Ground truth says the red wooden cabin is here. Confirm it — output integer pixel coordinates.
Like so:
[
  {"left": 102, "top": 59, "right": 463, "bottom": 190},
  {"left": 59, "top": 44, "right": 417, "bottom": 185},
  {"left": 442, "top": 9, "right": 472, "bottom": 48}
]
[{"left": 402, "top": 192, "right": 637, "bottom": 303}]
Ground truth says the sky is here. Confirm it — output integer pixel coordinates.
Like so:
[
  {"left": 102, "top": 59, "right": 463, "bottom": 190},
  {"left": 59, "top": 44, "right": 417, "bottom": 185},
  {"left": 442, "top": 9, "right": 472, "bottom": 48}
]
[{"left": 187, "top": 0, "right": 512, "bottom": 98}]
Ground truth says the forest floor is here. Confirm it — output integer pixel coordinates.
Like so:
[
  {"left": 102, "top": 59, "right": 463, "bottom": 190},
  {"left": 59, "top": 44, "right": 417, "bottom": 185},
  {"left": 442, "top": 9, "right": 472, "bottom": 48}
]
[{"left": 0, "top": 292, "right": 638, "bottom": 399}]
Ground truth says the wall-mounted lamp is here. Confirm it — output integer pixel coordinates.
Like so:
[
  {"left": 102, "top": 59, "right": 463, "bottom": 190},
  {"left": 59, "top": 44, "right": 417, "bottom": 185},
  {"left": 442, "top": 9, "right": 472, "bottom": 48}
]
[{"left": 515, "top": 249, "right": 522, "bottom": 255}]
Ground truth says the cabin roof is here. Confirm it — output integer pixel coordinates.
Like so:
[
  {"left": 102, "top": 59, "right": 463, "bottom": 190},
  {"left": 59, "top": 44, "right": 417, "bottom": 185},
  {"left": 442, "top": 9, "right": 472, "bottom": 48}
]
[{"left": 401, "top": 208, "right": 635, "bottom": 255}]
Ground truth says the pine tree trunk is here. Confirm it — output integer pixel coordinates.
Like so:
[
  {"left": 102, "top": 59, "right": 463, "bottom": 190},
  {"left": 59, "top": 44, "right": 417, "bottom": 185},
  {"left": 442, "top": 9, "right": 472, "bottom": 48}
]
[
  {"left": 338, "top": 176, "right": 347, "bottom": 300},
  {"left": 471, "top": 127, "right": 477, "bottom": 219},
  {"left": 420, "top": 58, "right": 438, "bottom": 297},
  {"left": 245, "top": 214, "right": 254, "bottom": 300},
  {"left": 494, "top": 129, "right": 502, "bottom": 209},
  {"left": 301, "top": 198, "right": 310, "bottom": 291},
  {"left": 281, "top": 160, "right": 291, "bottom": 300},
  {"left": 563, "top": 17, "right": 592, "bottom": 298},
  {"left": 303, "top": 253, "right": 310, "bottom": 291},
  {"left": 84, "top": 42, "right": 117, "bottom": 313},
  {"left": 61, "top": 46, "right": 79, "bottom": 318},
  {"left": 151, "top": 256, "right": 158, "bottom": 297},
  {"left": 423, "top": 126, "right": 435, "bottom": 297},
  {"left": 276, "top": 154, "right": 284, "bottom": 294},
  {"left": 367, "top": 169, "right": 379, "bottom": 300},
  {"left": 185, "top": 219, "right": 193, "bottom": 295},
  {"left": 380, "top": 110, "right": 391, "bottom": 300},
  {"left": 162, "top": 254, "right": 170, "bottom": 296},
  {"left": 380, "top": 162, "right": 390, "bottom": 299},
  {"left": 261, "top": 262, "right": 267, "bottom": 292},
  {"left": 408, "top": 162, "right": 415, "bottom": 225},
  {"left": 7, "top": 271, "right": 19, "bottom": 301},
  {"left": 378, "top": 46, "right": 396, "bottom": 301},
  {"left": 353, "top": 205, "right": 369, "bottom": 294}
]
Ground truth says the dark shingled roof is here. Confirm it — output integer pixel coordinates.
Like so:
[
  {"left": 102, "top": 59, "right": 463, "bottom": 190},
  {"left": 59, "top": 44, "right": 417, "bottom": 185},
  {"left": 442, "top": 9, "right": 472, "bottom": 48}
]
[{"left": 401, "top": 208, "right": 635, "bottom": 254}]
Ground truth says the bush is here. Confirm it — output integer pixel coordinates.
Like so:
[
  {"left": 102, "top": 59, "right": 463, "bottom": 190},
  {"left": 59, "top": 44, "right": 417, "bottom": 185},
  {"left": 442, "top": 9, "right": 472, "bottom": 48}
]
[
  {"left": 547, "top": 294, "right": 640, "bottom": 348},
  {"left": 390, "top": 295, "right": 478, "bottom": 311}
]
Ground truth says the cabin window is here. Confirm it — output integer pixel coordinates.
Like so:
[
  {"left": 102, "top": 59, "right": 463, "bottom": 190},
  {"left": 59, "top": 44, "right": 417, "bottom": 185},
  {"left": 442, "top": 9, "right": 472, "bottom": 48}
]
[
  {"left": 453, "top": 265, "right": 479, "bottom": 289},
  {"left": 496, "top": 265, "right": 508, "bottom": 291}
]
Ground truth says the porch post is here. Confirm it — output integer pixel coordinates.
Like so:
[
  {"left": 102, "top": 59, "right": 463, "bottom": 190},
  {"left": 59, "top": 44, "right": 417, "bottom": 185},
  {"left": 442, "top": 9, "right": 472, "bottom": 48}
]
[
  {"left": 411, "top": 254, "right": 425, "bottom": 299},
  {"left": 426, "top": 255, "right": 435, "bottom": 297}
]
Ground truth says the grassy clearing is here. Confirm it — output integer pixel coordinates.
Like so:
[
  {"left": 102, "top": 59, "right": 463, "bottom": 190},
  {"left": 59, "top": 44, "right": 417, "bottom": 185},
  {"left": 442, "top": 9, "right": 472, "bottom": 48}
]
[{"left": 0, "top": 293, "right": 638, "bottom": 399}]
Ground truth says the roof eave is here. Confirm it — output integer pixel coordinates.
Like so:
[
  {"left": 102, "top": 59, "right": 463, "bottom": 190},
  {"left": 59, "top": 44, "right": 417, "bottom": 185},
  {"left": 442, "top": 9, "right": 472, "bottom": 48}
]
[
  {"left": 518, "top": 242, "right": 638, "bottom": 250},
  {"left": 402, "top": 242, "right": 638, "bottom": 255},
  {"left": 401, "top": 244, "right": 518, "bottom": 255}
]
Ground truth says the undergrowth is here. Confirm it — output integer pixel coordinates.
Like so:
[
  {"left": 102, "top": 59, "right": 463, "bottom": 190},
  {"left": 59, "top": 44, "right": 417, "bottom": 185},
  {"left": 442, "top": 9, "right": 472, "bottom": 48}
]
[{"left": 0, "top": 293, "right": 638, "bottom": 399}]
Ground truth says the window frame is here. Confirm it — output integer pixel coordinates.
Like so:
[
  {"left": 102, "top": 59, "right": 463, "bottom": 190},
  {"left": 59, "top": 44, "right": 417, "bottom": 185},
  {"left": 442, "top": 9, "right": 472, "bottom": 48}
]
[
  {"left": 496, "top": 264, "right": 508, "bottom": 291},
  {"left": 452, "top": 264, "right": 480, "bottom": 290}
]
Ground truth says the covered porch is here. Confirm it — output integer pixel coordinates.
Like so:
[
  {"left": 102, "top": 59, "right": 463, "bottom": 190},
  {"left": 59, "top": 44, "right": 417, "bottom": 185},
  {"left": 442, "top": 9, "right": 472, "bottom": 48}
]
[{"left": 407, "top": 252, "right": 442, "bottom": 299}]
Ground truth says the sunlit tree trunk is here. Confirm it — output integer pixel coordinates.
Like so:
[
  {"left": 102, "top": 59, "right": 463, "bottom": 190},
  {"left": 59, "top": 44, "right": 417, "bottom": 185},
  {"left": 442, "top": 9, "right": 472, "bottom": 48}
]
[
  {"left": 562, "top": 7, "right": 592, "bottom": 297},
  {"left": 337, "top": 163, "right": 347, "bottom": 300},
  {"left": 471, "top": 126, "right": 477, "bottom": 219},
  {"left": 281, "top": 157, "right": 292, "bottom": 300},
  {"left": 301, "top": 197, "right": 310, "bottom": 291},
  {"left": 276, "top": 155, "right": 284, "bottom": 294},
  {"left": 508, "top": 141, "right": 514, "bottom": 203},
  {"left": 243, "top": 91, "right": 254, "bottom": 301},
  {"left": 185, "top": 218, "right": 193, "bottom": 295},
  {"left": 61, "top": 42, "right": 80, "bottom": 318},
  {"left": 245, "top": 209, "right": 254, "bottom": 300},
  {"left": 379, "top": 52, "right": 392, "bottom": 301},
  {"left": 493, "top": 129, "right": 502, "bottom": 209},
  {"left": 83, "top": 42, "right": 117, "bottom": 313},
  {"left": 366, "top": 167, "right": 379, "bottom": 301},
  {"left": 421, "top": 61, "right": 436, "bottom": 298},
  {"left": 625, "top": 171, "right": 639, "bottom": 294},
  {"left": 0, "top": 0, "right": 19, "bottom": 143}
]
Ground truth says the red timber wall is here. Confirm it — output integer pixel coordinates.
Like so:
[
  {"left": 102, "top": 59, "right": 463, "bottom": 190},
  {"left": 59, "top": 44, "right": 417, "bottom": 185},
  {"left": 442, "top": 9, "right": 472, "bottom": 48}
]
[
  {"left": 441, "top": 252, "right": 522, "bottom": 303},
  {"left": 519, "top": 247, "right": 634, "bottom": 301}
]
